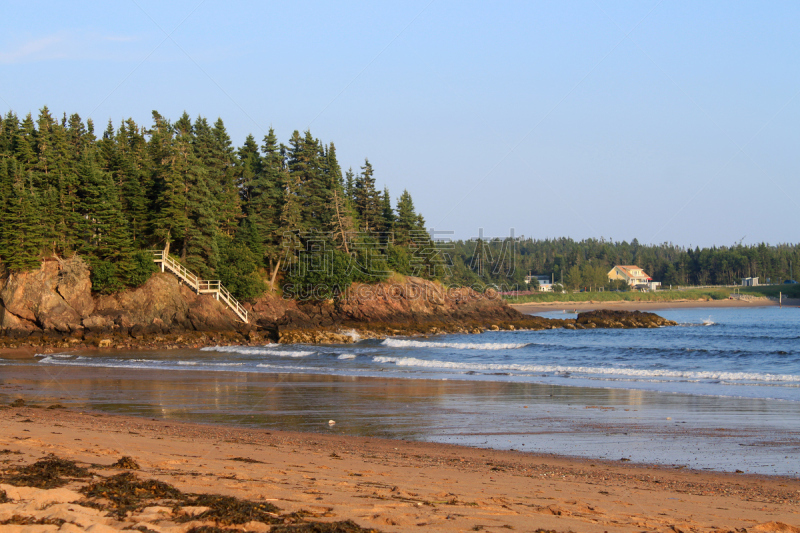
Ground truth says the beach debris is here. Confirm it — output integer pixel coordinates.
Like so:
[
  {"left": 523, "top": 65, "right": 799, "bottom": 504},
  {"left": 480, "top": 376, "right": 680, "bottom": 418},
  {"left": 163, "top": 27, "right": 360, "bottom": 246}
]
[
  {"left": 751, "top": 522, "right": 800, "bottom": 533},
  {"left": 0, "top": 489, "right": 8, "bottom": 503},
  {"left": 10, "top": 399, "right": 25, "bottom": 407},
  {"left": 0, "top": 516, "right": 67, "bottom": 527},
  {"left": 270, "top": 520, "right": 383, "bottom": 532},
  {"left": 1, "top": 454, "right": 93, "bottom": 489},
  {"left": 80, "top": 472, "right": 184, "bottom": 519},
  {"left": 177, "top": 494, "right": 281, "bottom": 525},
  {"left": 184, "top": 527, "right": 237, "bottom": 533},
  {"left": 229, "top": 456, "right": 265, "bottom": 464},
  {"left": 47, "top": 404, "right": 66, "bottom": 409},
  {"left": 112, "top": 456, "right": 141, "bottom": 469},
  {"left": 328, "top": 420, "right": 336, "bottom": 426}
]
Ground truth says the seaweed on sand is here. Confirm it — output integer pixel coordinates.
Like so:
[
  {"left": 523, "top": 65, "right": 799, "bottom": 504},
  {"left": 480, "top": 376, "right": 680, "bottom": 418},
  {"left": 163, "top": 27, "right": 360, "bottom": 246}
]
[
  {"left": 0, "top": 489, "right": 9, "bottom": 503},
  {"left": 186, "top": 526, "right": 244, "bottom": 533},
  {"left": 0, "top": 515, "right": 67, "bottom": 526},
  {"left": 1, "top": 455, "right": 93, "bottom": 489},
  {"left": 111, "top": 456, "right": 141, "bottom": 469},
  {"left": 177, "top": 494, "right": 282, "bottom": 525},
  {"left": 80, "top": 472, "right": 184, "bottom": 519},
  {"left": 270, "top": 521, "right": 383, "bottom": 533}
]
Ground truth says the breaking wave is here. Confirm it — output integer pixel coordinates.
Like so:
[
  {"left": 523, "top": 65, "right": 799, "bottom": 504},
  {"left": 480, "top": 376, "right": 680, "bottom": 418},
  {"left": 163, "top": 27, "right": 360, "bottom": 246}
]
[
  {"left": 381, "top": 338, "right": 530, "bottom": 350},
  {"left": 201, "top": 346, "right": 315, "bottom": 358},
  {"left": 371, "top": 356, "right": 800, "bottom": 383}
]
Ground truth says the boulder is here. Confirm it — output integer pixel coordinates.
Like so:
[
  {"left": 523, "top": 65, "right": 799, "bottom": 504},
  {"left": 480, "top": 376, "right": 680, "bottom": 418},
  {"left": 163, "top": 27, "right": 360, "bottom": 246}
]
[
  {"left": 0, "top": 260, "right": 82, "bottom": 333},
  {"left": 187, "top": 294, "right": 239, "bottom": 332},
  {"left": 0, "top": 304, "right": 41, "bottom": 338},
  {"left": 56, "top": 256, "right": 94, "bottom": 317}
]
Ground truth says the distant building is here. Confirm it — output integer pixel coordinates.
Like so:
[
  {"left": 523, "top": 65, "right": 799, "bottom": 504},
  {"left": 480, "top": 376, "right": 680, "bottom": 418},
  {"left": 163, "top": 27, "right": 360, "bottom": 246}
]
[
  {"left": 525, "top": 274, "right": 553, "bottom": 292},
  {"left": 608, "top": 265, "right": 652, "bottom": 287},
  {"left": 742, "top": 277, "right": 759, "bottom": 286}
]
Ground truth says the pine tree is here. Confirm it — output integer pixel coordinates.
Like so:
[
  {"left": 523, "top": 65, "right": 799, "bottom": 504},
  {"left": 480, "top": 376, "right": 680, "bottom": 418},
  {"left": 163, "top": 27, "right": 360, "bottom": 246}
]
[
  {"left": 1, "top": 178, "right": 45, "bottom": 272},
  {"left": 380, "top": 186, "right": 394, "bottom": 236},
  {"left": 345, "top": 167, "right": 355, "bottom": 202},
  {"left": 149, "top": 111, "right": 189, "bottom": 252},
  {"left": 353, "top": 159, "right": 381, "bottom": 232},
  {"left": 76, "top": 154, "right": 133, "bottom": 263},
  {"left": 116, "top": 119, "right": 150, "bottom": 242},
  {"left": 395, "top": 189, "right": 420, "bottom": 245},
  {"left": 173, "top": 114, "right": 218, "bottom": 277}
]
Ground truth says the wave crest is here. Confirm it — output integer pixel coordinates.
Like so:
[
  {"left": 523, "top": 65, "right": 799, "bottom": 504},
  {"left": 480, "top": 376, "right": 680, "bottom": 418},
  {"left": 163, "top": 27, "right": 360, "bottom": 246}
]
[{"left": 381, "top": 338, "right": 529, "bottom": 350}]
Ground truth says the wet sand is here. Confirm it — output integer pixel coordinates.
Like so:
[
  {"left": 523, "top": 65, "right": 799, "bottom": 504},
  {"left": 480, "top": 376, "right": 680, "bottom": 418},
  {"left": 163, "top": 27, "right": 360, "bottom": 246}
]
[
  {"left": 510, "top": 297, "right": 790, "bottom": 314},
  {"left": 1, "top": 407, "right": 798, "bottom": 532},
  {"left": 2, "top": 364, "right": 799, "bottom": 475}
]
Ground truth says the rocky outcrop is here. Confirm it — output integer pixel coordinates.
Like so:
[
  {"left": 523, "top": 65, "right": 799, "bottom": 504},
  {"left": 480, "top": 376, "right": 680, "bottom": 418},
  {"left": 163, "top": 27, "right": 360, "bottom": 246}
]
[
  {"left": 575, "top": 310, "right": 677, "bottom": 329},
  {"left": 0, "top": 260, "right": 678, "bottom": 350},
  {"left": 0, "top": 257, "right": 240, "bottom": 345}
]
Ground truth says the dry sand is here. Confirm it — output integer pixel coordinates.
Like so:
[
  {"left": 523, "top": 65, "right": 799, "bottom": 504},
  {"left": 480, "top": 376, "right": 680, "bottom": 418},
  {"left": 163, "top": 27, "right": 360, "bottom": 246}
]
[
  {"left": 1, "top": 407, "right": 798, "bottom": 532},
  {"left": 510, "top": 297, "right": 798, "bottom": 315}
]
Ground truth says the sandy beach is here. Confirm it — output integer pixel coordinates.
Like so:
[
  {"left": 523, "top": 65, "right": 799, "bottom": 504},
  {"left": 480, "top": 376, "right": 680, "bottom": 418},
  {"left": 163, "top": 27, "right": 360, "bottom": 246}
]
[
  {"left": 0, "top": 406, "right": 798, "bottom": 532},
  {"left": 510, "top": 297, "right": 796, "bottom": 315}
]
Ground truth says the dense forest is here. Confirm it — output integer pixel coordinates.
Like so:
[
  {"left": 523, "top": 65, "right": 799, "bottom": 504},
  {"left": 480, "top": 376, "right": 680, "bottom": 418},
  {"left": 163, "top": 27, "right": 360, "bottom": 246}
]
[
  {"left": 1, "top": 107, "right": 797, "bottom": 300},
  {"left": 0, "top": 107, "right": 441, "bottom": 299},
  {"left": 448, "top": 237, "right": 800, "bottom": 291}
]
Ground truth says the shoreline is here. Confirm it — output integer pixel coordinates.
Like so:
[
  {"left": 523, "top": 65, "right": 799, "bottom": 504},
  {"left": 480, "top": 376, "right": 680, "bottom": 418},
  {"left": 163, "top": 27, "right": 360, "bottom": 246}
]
[
  {"left": 510, "top": 296, "right": 791, "bottom": 314},
  {"left": 3, "top": 363, "right": 799, "bottom": 476},
  {"left": 1, "top": 407, "right": 798, "bottom": 532}
]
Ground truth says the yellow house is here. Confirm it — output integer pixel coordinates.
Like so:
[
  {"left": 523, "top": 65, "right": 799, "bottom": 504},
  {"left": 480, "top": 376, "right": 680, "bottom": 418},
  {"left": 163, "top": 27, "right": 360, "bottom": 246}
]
[{"left": 608, "top": 265, "right": 651, "bottom": 286}]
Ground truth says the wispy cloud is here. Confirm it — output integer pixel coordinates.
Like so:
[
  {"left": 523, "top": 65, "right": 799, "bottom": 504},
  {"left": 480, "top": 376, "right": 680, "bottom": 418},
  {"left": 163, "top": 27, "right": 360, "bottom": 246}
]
[{"left": 0, "top": 31, "right": 140, "bottom": 64}]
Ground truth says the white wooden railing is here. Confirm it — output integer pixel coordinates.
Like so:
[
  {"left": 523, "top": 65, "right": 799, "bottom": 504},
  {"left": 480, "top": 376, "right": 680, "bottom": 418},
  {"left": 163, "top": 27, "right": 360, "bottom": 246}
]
[{"left": 151, "top": 250, "right": 248, "bottom": 323}]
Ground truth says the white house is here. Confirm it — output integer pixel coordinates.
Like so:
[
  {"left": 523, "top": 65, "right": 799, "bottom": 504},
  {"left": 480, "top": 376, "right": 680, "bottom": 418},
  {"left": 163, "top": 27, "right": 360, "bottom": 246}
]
[{"left": 525, "top": 274, "right": 553, "bottom": 292}]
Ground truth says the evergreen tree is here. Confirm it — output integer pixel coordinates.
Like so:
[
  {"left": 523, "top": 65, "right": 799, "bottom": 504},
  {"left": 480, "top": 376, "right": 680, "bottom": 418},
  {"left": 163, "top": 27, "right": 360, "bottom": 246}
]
[
  {"left": 395, "top": 189, "right": 420, "bottom": 245},
  {"left": 353, "top": 159, "right": 381, "bottom": 232},
  {"left": 1, "top": 178, "right": 45, "bottom": 272},
  {"left": 380, "top": 186, "right": 394, "bottom": 236}
]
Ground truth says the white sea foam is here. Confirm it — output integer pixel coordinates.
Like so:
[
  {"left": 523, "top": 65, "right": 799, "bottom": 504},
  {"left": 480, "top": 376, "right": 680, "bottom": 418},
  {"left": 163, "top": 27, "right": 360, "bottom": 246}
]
[
  {"left": 337, "top": 354, "right": 357, "bottom": 360},
  {"left": 34, "top": 353, "right": 73, "bottom": 359},
  {"left": 371, "top": 356, "right": 800, "bottom": 383},
  {"left": 381, "top": 338, "right": 529, "bottom": 350},
  {"left": 340, "top": 329, "right": 362, "bottom": 342},
  {"left": 177, "top": 361, "right": 245, "bottom": 367},
  {"left": 201, "top": 345, "right": 314, "bottom": 358}
]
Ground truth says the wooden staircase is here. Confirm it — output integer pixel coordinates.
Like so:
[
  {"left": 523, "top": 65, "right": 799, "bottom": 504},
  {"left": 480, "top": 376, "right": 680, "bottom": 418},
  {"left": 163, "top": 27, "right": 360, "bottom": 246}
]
[{"left": 151, "top": 249, "right": 249, "bottom": 323}]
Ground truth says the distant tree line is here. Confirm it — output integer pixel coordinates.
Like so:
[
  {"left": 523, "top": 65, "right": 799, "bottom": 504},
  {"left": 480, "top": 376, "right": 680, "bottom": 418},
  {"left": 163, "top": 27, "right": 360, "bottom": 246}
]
[
  {"left": 447, "top": 237, "right": 800, "bottom": 290},
  {"left": 0, "top": 107, "right": 438, "bottom": 298}
]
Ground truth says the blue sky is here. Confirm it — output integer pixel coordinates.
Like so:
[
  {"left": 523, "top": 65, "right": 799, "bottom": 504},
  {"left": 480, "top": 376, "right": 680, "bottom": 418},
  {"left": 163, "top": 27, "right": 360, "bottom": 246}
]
[{"left": 2, "top": 1, "right": 798, "bottom": 247}]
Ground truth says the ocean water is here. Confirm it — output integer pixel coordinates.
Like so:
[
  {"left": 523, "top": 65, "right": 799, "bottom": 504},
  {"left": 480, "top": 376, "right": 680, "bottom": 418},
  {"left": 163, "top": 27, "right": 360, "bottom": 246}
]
[
  {"left": 27, "top": 307, "right": 800, "bottom": 402},
  {"left": 3, "top": 306, "right": 800, "bottom": 475}
]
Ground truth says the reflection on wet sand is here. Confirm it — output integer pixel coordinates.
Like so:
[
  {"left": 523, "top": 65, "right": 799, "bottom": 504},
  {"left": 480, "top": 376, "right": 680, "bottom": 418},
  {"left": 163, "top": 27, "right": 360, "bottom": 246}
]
[{"left": 1, "top": 365, "right": 799, "bottom": 475}]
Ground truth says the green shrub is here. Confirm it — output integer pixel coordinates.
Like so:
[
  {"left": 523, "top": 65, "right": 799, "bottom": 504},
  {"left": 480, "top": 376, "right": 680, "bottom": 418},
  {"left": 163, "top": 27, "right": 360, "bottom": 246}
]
[
  {"left": 90, "top": 259, "right": 124, "bottom": 294},
  {"left": 127, "top": 251, "right": 158, "bottom": 287}
]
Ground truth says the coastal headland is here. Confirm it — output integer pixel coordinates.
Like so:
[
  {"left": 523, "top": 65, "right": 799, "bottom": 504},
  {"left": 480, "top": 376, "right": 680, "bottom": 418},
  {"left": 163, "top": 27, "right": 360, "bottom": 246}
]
[
  {"left": 0, "top": 256, "right": 675, "bottom": 353},
  {"left": 0, "top": 406, "right": 797, "bottom": 532}
]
